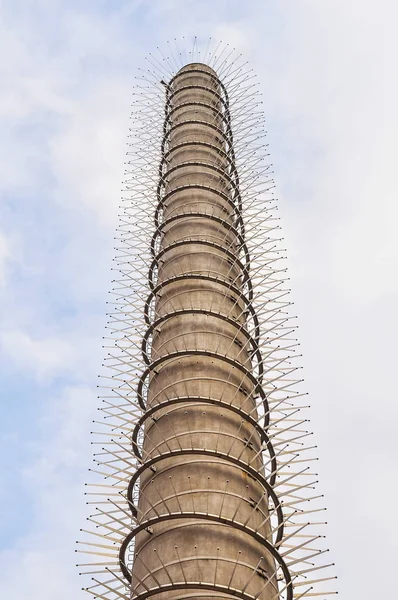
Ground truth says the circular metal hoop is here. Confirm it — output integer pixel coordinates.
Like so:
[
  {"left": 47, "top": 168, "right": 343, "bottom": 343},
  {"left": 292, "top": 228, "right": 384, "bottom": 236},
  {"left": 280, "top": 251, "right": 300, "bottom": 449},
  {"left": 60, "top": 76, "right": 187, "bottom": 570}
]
[
  {"left": 136, "top": 348, "right": 269, "bottom": 420},
  {"left": 119, "top": 513, "right": 292, "bottom": 600},
  {"left": 160, "top": 159, "right": 235, "bottom": 188},
  {"left": 144, "top": 273, "right": 257, "bottom": 326},
  {"left": 127, "top": 581, "right": 291, "bottom": 600},
  {"left": 166, "top": 84, "right": 227, "bottom": 110},
  {"left": 160, "top": 140, "right": 234, "bottom": 172},
  {"left": 126, "top": 448, "right": 283, "bottom": 539},
  {"left": 154, "top": 183, "right": 244, "bottom": 232},
  {"left": 150, "top": 211, "right": 249, "bottom": 263},
  {"left": 169, "top": 66, "right": 224, "bottom": 86},
  {"left": 131, "top": 396, "right": 276, "bottom": 483},
  {"left": 148, "top": 239, "right": 252, "bottom": 293},
  {"left": 141, "top": 308, "right": 263, "bottom": 382},
  {"left": 166, "top": 100, "right": 230, "bottom": 127},
  {"left": 157, "top": 159, "right": 240, "bottom": 208}
]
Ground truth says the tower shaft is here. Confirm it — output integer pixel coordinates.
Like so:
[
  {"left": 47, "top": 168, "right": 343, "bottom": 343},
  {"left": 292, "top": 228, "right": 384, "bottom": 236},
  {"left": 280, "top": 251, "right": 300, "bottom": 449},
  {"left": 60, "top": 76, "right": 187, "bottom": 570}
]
[
  {"left": 78, "top": 45, "right": 337, "bottom": 600},
  {"left": 130, "top": 64, "right": 279, "bottom": 600}
]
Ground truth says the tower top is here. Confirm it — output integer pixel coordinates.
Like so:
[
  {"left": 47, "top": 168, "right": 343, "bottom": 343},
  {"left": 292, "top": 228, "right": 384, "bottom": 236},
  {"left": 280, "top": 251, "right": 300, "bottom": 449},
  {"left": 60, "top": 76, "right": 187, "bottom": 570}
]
[{"left": 172, "top": 61, "right": 219, "bottom": 80}]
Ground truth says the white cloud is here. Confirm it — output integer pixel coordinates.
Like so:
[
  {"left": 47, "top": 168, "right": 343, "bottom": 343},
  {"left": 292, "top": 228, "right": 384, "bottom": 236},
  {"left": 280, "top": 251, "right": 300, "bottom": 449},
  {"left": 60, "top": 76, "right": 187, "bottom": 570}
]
[
  {"left": 0, "top": 1, "right": 397, "bottom": 599},
  {"left": 0, "top": 232, "right": 11, "bottom": 287},
  {"left": 0, "top": 329, "right": 100, "bottom": 383},
  {"left": 0, "top": 330, "right": 75, "bottom": 381},
  {"left": 49, "top": 79, "right": 130, "bottom": 227},
  {"left": 0, "top": 385, "right": 97, "bottom": 599}
]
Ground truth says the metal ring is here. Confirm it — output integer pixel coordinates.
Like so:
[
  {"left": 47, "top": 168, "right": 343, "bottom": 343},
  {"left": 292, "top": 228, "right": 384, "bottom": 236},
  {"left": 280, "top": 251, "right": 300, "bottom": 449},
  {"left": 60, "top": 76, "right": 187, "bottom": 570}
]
[
  {"left": 144, "top": 273, "right": 257, "bottom": 327},
  {"left": 164, "top": 118, "right": 230, "bottom": 148},
  {"left": 126, "top": 449, "right": 284, "bottom": 540},
  {"left": 159, "top": 159, "right": 236, "bottom": 192},
  {"left": 160, "top": 140, "right": 234, "bottom": 173},
  {"left": 169, "top": 66, "right": 223, "bottom": 86},
  {"left": 166, "top": 84, "right": 227, "bottom": 109},
  {"left": 141, "top": 308, "right": 263, "bottom": 381},
  {"left": 131, "top": 396, "right": 275, "bottom": 483},
  {"left": 166, "top": 100, "right": 229, "bottom": 127},
  {"left": 160, "top": 116, "right": 234, "bottom": 166},
  {"left": 127, "top": 581, "right": 288, "bottom": 600},
  {"left": 154, "top": 183, "right": 243, "bottom": 231},
  {"left": 137, "top": 348, "right": 268, "bottom": 418},
  {"left": 156, "top": 160, "right": 244, "bottom": 231},
  {"left": 119, "top": 512, "right": 290, "bottom": 599},
  {"left": 148, "top": 239, "right": 251, "bottom": 292},
  {"left": 150, "top": 211, "right": 247, "bottom": 259}
]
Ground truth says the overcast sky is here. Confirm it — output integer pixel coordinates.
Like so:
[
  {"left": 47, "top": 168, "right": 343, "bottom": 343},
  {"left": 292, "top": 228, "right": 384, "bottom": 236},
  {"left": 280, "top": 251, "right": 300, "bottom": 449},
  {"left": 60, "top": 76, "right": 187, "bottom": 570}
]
[{"left": 0, "top": 1, "right": 396, "bottom": 598}]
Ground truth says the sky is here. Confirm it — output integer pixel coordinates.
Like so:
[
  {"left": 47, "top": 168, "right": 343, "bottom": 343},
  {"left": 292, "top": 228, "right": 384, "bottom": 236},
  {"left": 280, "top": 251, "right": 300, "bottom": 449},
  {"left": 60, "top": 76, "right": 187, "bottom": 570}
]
[{"left": 0, "top": 0, "right": 397, "bottom": 598}]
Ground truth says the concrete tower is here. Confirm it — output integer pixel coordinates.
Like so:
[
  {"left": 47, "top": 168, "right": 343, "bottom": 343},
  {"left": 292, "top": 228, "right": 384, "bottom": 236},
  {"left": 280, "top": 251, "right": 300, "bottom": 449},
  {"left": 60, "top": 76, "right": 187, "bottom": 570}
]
[
  {"left": 124, "top": 62, "right": 281, "bottom": 599},
  {"left": 78, "top": 48, "right": 337, "bottom": 600}
]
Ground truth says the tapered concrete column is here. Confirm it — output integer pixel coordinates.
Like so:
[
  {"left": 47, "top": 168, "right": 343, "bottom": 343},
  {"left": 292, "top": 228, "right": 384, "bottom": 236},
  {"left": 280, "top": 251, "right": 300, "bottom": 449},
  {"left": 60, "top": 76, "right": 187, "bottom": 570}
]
[{"left": 130, "top": 63, "right": 280, "bottom": 600}]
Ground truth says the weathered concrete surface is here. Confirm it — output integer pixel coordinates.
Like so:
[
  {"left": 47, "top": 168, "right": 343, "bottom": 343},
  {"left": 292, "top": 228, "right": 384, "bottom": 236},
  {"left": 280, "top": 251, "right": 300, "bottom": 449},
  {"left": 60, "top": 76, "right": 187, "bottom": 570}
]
[{"left": 131, "top": 63, "right": 279, "bottom": 600}]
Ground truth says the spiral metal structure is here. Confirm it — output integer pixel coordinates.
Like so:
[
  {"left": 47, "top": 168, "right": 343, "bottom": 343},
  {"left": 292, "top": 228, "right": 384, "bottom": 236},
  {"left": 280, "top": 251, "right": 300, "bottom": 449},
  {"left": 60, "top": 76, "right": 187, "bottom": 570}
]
[
  {"left": 123, "top": 62, "right": 288, "bottom": 600},
  {"left": 77, "top": 40, "right": 337, "bottom": 600}
]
